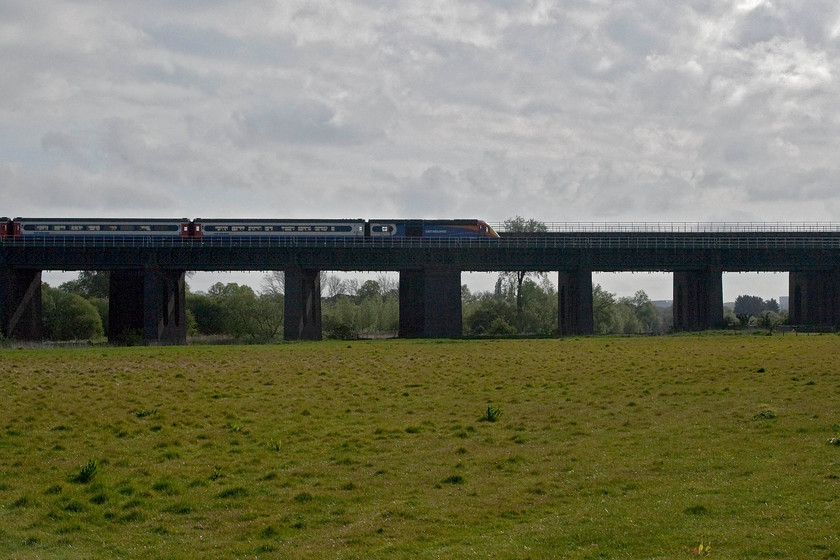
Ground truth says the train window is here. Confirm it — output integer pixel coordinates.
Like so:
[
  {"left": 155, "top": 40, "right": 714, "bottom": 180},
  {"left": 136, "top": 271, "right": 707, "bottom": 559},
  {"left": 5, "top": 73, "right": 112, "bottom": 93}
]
[
  {"left": 53, "top": 225, "right": 66, "bottom": 231},
  {"left": 87, "top": 225, "right": 101, "bottom": 231},
  {"left": 231, "top": 226, "right": 245, "bottom": 232},
  {"left": 248, "top": 226, "right": 262, "bottom": 232},
  {"left": 70, "top": 225, "right": 83, "bottom": 231}
]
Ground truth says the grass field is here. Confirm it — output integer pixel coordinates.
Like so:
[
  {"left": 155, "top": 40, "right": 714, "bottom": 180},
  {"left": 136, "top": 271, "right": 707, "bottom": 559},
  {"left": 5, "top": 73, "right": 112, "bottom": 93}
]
[{"left": 1, "top": 334, "right": 839, "bottom": 559}]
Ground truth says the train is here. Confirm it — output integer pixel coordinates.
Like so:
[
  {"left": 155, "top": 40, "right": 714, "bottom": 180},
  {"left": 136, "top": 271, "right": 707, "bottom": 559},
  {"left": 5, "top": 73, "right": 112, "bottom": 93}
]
[{"left": 0, "top": 217, "right": 499, "bottom": 240}]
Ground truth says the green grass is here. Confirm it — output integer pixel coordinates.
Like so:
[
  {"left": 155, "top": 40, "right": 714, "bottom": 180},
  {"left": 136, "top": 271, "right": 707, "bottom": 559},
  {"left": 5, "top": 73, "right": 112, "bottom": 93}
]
[{"left": 1, "top": 335, "right": 840, "bottom": 558}]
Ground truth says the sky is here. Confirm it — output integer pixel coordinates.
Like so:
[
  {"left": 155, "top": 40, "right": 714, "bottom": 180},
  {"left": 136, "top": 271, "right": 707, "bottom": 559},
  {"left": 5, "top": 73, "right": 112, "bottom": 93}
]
[{"left": 3, "top": 0, "right": 838, "bottom": 299}]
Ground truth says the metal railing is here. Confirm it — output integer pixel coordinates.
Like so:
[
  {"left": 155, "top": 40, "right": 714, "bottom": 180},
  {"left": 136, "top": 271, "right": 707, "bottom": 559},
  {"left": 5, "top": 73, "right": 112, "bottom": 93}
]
[
  {"left": 490, "top": 221, "right": 840, "bottom": 233},
  {"left": 3, "top": 233, "right": 840, "bottom": 250}
]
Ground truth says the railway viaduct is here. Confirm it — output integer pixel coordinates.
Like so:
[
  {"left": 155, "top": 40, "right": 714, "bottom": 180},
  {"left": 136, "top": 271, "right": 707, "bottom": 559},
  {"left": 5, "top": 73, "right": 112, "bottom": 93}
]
[{"left": 2, "top": 224, "right": 840, "bottom": 344}]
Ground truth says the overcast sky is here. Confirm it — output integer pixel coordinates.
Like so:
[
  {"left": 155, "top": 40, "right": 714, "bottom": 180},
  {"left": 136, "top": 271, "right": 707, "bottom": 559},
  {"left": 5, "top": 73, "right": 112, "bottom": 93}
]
[
  {"left": 4, "top": 1, "right": 835, "bottom": 298},
  {"left": 4, "top": 0, "right": 840, "bottom": 222}
]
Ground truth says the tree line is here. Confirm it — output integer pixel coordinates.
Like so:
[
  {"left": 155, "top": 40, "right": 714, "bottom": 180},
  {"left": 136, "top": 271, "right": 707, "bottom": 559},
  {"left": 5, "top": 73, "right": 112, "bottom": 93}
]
[
  {"left": 38, "top": 270, "right": 671, "bottom": 342},
  {"left": 35, "top": 270, "right": 794, "bottom": 343}
]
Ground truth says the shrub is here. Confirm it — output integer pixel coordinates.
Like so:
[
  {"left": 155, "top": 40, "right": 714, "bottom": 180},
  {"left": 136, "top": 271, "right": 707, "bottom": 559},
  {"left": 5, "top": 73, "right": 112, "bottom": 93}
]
[
  {"left": 42, "top": 290, "right": 104, "bottom": 341},
  {"left": 488, "top": 317, "right": 518, "bottom": 335}
]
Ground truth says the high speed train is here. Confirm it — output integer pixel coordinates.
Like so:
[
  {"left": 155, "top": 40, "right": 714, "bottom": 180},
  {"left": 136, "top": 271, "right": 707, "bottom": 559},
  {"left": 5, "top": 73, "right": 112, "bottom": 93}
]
[{"left": 0, "top": 218, "right": 499, "bottom": 240}]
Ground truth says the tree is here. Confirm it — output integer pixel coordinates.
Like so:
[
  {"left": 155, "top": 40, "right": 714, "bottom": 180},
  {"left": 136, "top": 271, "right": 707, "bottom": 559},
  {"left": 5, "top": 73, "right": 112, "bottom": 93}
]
[
  {"left": 261, "top": 271, "right": 284, "bottom": 296},
  {"left": 617, "top": 290, "right": 663, "bottom": 334},
  {"left": 323, "top": 296, "right": 360, "bottom": 339},
  {"left": 463, "top": 275, "right": 558, "bottom": 336},
  {"left": 592, "top": 284, "right": 617, "bottom": 334},
  {"left": 464, "top": 291, "right": 519, "bottom": 335},
  {"left": 377, "top": 273, "right": 398, "bottom": 297},
  {"left": 323, "top": 274, "right": 345, "bottom": 299},
  {"left": 321, "top": 278, "right": 398, "bottom": 338},
  {"left": 461, "top": 284, "right": 474, "bottom": 305},
  {"left": 498, "top": 216, "right": 549, "bottom": 329},
  {"left": 188, "top": 282, "right": 284, "bottom": 342},
  {"left": 219, "top": 284, "right": 284, "bottom": 342},
  {"left": 357, "top": 280, "right": 382, "bottom": 302},
  {"left": 734, "top": 295, "right": 767, "bottom": 318},
  {"left": 758, "top": 310, "right": 783, "bottom": 335},
  {"left": 187, "top": 291, "right": 227, "bottom": 335},
  {"left": 345, "top": 279, "right": 360, "bottom": 297},
  {"left": 518, "top": 277, "right": 557, "bottom": 334},
  {"left": 59, "top": 271, "right": 110, "bottom": 299}
]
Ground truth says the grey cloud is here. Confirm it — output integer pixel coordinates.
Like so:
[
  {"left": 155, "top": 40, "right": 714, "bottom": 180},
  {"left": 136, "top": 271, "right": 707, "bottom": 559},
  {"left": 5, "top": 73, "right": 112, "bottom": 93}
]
[
  {"left": 41, "top": 132, "right": 88, "bottom": 167},
  {"left": 229, "top": 101, "right": 372, "bottom": 146},
  {"left": 603, "top": 8, "right": 662, "bottom": 56},
  {"left": 736, "top": 5, "right": 788, "bottom": 46},
  {"left": 733, "top": 1, "right": 840, "bottom": 46},
  {"left": 147, "top": 23, "right": 295, "bottom": 64}
]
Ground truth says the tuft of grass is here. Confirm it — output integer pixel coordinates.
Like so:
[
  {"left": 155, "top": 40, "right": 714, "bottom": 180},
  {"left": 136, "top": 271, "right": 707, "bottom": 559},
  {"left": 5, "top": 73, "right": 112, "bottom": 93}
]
[
  {"left": 259, "top": 525, "right": 279, "bottom": 539},
  {"left": 88, "top": 492, "right": 108, "bottom": 505},
  {"left": 11, "top": 495, "right": 34, "bottom": 508},
  {"left": 67, "top": 460, "right": 99, "bottom": 484},
  {"left": 442, "top": 475, "right": 465, "bottom": 485},
  {"left": 164, "top": 502, "right": 194, "bottom": 514},
  {"left": 753, "top": 409, "right": 777, "bottom": 420},
  {"left": 479, "top": 405, "right": 502, "bottom": 422},
  {"left": 293, "top": 492, "right": 313, "bottom": 503},
  {"left": 217, "top": 487, "right": 248, "bottom": 499},
  {"left": 151, "top": 477, "right": 179, "bottom": 496},
  {"left": 135, "top": 408, "right": 157, "bottom": 418},
  {"left": 684, "top": 504, "right": 708, "bottom": 515}
]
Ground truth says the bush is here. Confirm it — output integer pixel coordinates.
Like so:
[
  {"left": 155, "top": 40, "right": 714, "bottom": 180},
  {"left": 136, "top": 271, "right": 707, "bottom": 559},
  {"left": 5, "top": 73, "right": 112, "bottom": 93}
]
[
  {"left": 325, "top": 321, "right": 359, "bottom": 340},
  {"left": 43, "top": 288, "right": 104, "bottom": 341},
  {"left": 488, "top": 317, "right": 517, "bottom": 335}
]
